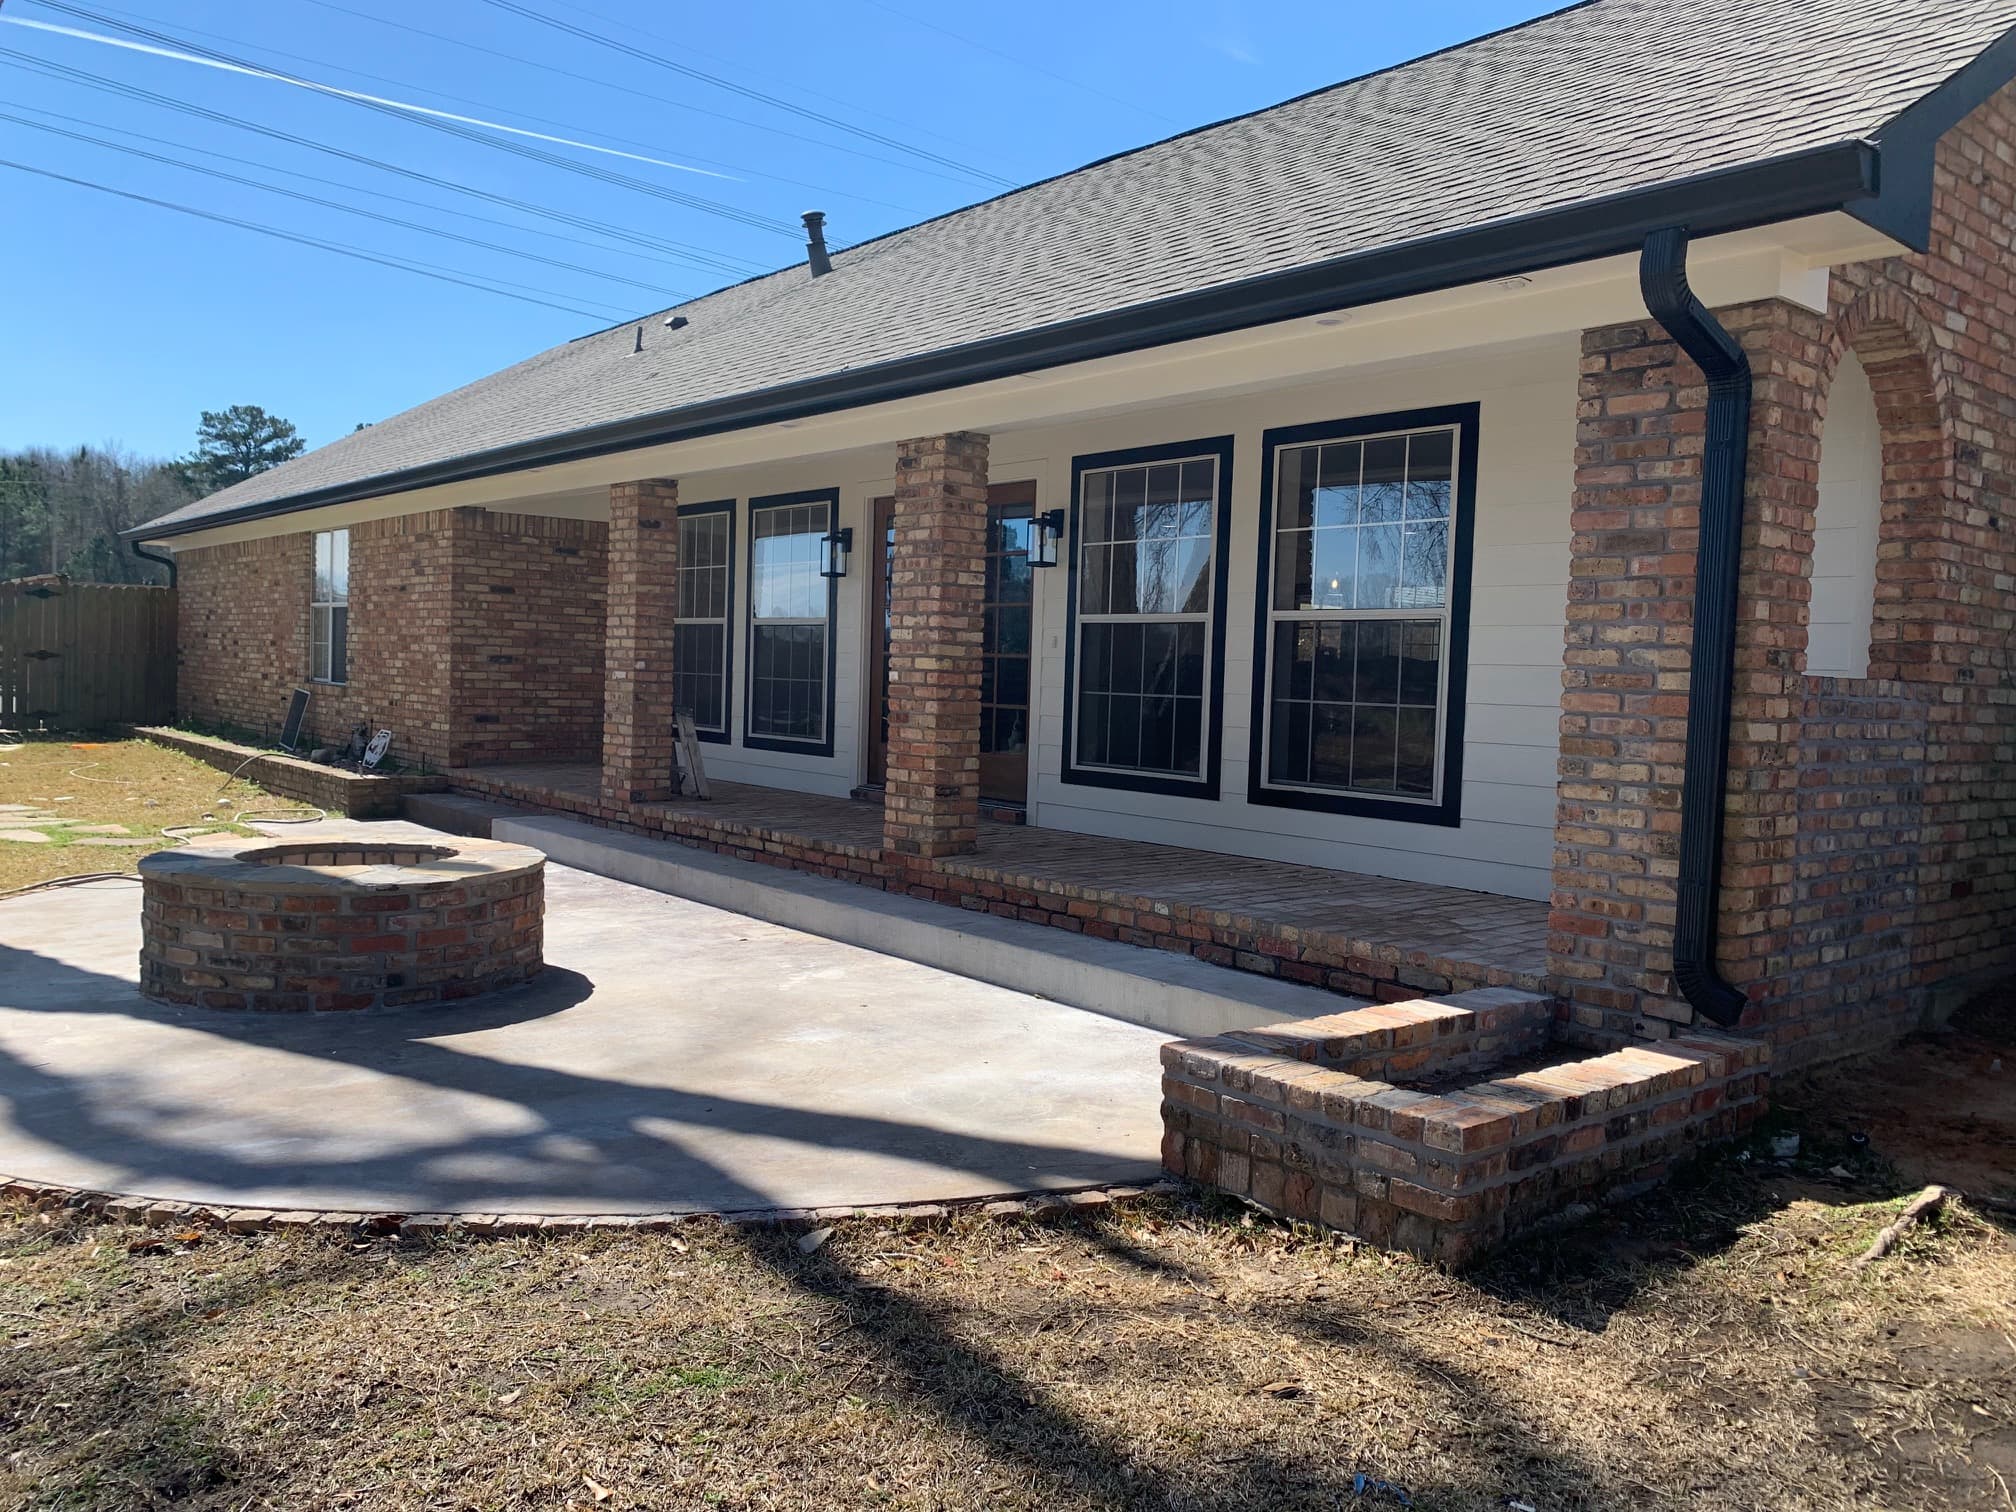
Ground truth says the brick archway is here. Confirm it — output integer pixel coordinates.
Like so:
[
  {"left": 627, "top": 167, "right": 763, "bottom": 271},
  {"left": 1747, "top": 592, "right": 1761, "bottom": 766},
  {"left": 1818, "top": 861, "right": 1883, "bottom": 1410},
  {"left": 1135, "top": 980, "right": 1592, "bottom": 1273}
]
[{"left": 1814, "top": 284, "right": 1959, "bottom": 683}]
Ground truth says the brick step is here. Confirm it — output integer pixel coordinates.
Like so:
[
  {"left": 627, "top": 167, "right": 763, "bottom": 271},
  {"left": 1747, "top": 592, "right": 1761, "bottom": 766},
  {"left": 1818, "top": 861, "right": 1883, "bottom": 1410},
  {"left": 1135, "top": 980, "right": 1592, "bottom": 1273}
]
[
  {"left": 475, "top": 814, "right": 1375, "bottom": 1038},
  {"left": 1162, "top": 994, "right": 1769, "bottom": 1267}
]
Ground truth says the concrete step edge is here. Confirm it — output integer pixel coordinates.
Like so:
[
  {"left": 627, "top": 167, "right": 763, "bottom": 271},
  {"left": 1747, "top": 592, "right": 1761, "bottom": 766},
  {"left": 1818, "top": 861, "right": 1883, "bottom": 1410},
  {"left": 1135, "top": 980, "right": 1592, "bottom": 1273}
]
[{"left": 490, "top": 815, "right": 1369, "bottom": 1039}]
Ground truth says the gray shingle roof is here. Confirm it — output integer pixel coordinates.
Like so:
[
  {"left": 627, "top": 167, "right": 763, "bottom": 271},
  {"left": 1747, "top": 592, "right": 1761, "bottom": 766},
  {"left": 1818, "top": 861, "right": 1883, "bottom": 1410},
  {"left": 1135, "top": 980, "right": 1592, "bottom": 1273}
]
[{"left": 140, "top": 0, "right": 2016, "bottom": 536}]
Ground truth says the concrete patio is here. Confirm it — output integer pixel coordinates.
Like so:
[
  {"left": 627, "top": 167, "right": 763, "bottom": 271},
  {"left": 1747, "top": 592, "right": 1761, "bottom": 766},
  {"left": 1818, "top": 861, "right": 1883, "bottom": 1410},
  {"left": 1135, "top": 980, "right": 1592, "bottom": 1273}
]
[{"left": 0, "top": 845, "right": 1168, "bottom": 1217}]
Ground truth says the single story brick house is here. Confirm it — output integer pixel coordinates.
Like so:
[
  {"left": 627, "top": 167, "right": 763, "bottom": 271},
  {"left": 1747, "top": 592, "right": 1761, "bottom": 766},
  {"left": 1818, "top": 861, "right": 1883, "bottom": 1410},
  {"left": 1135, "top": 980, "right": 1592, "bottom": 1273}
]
[{"left": 131, "top": 0, "right": 2016, "bottom": 1068}]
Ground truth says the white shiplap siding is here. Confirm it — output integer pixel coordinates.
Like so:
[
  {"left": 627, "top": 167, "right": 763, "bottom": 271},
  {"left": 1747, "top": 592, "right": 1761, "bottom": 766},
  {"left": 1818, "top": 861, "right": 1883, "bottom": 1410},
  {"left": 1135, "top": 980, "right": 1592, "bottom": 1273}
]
[{"left": 557, "top": 341, "right": 1575, "bottom": 900}]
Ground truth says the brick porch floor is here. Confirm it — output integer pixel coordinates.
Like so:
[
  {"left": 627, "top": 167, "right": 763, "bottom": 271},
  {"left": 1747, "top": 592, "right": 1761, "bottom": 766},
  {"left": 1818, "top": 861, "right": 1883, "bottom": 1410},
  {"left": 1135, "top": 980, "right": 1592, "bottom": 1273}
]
[{"left": 447, "top": 762, "right": 1553, "bottom": 1002}]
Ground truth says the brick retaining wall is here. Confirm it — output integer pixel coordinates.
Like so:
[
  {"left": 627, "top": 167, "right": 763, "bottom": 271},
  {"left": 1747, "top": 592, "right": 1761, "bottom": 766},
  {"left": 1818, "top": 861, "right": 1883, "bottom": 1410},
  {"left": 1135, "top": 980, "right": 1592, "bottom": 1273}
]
[
  {"left": 1162, "top": 988, "right": 1768, "bottom": 1266},
  {"left": 139, "top": 726, "right": 445, "bottom": 820}
]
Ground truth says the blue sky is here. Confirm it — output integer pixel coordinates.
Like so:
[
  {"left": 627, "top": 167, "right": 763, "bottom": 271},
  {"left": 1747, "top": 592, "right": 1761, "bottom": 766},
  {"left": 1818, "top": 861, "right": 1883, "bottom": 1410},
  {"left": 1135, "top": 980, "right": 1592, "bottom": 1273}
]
[{"left": 0, "top": 0, "right": 1550, "bottom": 460}]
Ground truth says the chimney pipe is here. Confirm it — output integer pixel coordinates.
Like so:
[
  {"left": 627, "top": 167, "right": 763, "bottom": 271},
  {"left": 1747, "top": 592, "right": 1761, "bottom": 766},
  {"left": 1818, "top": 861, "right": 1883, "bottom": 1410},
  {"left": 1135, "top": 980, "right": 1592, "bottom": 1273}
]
[{"left": 802, "top": 210, "right": 832, "bottom": 277}]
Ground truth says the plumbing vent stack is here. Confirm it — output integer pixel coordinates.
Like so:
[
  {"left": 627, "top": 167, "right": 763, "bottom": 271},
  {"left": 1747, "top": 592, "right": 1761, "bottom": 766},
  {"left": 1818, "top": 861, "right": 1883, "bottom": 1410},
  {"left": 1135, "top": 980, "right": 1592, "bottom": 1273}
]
[{"left": 802, "top": 210, "right": 832, "bottom": 278}]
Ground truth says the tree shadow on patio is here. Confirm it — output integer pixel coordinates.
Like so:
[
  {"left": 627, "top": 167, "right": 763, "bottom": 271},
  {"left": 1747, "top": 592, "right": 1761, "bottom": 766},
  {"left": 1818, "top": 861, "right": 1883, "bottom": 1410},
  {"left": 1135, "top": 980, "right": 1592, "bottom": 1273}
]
[{"left": 0, "top": 937, "right": 1154, "bottom": 1219}]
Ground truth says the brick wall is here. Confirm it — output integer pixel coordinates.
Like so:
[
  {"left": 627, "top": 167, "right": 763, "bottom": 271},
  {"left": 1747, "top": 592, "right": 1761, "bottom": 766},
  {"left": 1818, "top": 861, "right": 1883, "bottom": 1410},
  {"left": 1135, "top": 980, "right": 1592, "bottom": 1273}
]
[
  {"left": 449, "top": 510, "right": 607, "bottom": 766},
  {"left": 177, "top": 530, "right": 318, "bottom": 747},
  {"left": 1553, "top": 82, "right": 2016, "bottom": 1064},
  {"left": 1161, "top": 991, "right": 1768, "bottom": 1266},
  {"left": 176, "top": 508, "right": 606, "bottom": 769}
]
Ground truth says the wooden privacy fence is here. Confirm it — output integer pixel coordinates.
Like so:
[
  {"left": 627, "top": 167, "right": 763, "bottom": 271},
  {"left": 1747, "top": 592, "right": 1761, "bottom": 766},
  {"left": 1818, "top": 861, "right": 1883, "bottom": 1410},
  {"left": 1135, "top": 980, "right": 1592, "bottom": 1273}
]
[{"left": 0, "top": 575, "right": 176, "bottom": 731}]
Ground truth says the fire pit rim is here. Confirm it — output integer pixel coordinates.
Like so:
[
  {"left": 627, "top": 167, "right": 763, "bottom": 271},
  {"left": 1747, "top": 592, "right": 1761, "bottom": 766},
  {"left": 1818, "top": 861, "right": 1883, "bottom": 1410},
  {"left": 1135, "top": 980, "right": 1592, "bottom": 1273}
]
[{"left": 138, "top": 830, "right": 544, "bottom": 893}]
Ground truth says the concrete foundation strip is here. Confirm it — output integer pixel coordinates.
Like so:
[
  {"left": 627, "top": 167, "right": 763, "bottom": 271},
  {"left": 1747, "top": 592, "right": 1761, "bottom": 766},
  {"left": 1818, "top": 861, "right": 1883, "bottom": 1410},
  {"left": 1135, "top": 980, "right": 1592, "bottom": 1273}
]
[{"left": 0, "top": 1174, "right": 1188, "bottom": 1238}]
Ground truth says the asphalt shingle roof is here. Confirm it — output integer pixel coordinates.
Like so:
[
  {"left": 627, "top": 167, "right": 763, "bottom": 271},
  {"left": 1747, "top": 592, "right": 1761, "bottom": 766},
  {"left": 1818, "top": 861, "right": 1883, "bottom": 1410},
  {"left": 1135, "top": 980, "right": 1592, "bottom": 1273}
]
[{"left": 140, "top": 0, "right": 2016, "bottom": 535}]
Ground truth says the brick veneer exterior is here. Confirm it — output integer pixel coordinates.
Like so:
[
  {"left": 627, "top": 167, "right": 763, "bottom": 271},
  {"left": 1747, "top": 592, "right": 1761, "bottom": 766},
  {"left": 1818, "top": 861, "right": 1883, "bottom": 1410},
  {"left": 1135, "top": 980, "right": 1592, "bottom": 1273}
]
[
  {"left": 175, "top": 508, "right": 606, "bottom": 769},
  {"left": 451, "top": 512, "right": 608, "bottom": 766},
  {"left": 1552, "top": 84, "right": 2016, "bottom": 1064},
  {"left": 602, "top": 479, "right": 681, "bottom": 805},
  {"left": 884, "top": 432, "right": 991, "bottom": 859}
]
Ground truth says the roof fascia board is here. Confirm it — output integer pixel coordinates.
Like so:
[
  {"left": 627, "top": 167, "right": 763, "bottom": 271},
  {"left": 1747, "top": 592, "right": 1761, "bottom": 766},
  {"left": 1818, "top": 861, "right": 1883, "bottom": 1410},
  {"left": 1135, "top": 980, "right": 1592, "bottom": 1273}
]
[
  {"left": 131, "top": 141, "right": 1880, "bottom": 544},
  {"left": 1850, "top": 20, "right": 2016, "bottom": 248}
]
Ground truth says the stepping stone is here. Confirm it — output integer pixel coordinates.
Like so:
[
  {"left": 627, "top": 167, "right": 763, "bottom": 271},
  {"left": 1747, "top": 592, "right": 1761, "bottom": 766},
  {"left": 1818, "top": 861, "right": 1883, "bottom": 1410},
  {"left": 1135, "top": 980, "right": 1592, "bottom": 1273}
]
[
  {"left": 0, "top": 804, "right": 36, "bottom": 813},
  {"left": 71, "top": 823, "right": 133, "bottom": 834},
  {"left": 0, "top": 831, "right": 51, "bottom": 844},
  {"left": 71, "top": 837, "right": 158, "bottom": 847}
]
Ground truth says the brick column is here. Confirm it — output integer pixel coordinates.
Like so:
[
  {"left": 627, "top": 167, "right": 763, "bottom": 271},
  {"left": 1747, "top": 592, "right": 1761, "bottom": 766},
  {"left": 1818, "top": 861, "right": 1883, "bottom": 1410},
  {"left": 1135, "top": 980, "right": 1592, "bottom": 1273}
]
[
  {"left": 1551, "top": 300, "right": 1826, "bottom": 1043},
  {"left": 602, "top": 478, "right": 680, "bottom": 804},
  {"left": 883, "top": 432, "right": 989, "bottom": 859}
]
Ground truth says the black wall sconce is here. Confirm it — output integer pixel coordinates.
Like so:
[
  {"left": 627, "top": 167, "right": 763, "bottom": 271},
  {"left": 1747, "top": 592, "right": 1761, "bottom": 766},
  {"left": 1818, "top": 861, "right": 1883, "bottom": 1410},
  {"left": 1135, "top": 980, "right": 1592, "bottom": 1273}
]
[
  {"left": 820, "top": 526, "right": 854, "bottom": 579},
  {"left": 1030, "top": 508, "right": 1066, "bottom": 568}
]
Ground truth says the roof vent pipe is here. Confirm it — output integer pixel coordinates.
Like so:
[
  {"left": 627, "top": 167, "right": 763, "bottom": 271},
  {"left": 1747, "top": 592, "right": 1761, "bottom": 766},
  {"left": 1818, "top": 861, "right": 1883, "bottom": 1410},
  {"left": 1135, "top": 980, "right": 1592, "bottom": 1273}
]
[
  {"left": 1637, "top": 225, "right": 1748, "bottom": 1030},
  {"left": 802, "top": 210, "right": 832, "bottom": 277}
]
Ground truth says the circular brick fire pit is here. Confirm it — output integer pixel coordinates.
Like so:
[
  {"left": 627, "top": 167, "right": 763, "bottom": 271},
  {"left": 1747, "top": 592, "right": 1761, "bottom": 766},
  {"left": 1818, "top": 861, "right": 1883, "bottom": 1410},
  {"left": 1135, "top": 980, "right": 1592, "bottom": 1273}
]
[{"left": 138, "top": 833, "right": 545, "bottom": 1012}]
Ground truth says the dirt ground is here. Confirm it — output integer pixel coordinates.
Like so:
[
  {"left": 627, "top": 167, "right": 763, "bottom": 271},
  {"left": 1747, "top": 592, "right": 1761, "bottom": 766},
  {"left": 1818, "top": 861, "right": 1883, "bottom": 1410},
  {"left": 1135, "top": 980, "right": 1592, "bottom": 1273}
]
[
  {"left": 1, "top": 1017, "right": 2011, "bottom": 1512},
  {"left": 0, "top": 737, "right": 283, "bottom": 894}
]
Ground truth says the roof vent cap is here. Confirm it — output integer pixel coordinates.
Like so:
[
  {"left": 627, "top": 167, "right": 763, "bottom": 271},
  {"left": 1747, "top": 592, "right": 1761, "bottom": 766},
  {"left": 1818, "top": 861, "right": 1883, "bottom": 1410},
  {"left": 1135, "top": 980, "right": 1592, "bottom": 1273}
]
[{"left": 802, "top": 210, "right": 832, "bottom": 278}]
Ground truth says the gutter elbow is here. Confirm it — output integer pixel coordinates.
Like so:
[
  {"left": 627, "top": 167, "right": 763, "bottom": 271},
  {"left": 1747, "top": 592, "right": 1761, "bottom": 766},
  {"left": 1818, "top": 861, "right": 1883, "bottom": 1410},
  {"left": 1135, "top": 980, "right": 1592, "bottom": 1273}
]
[{"left": 1672, "top": 955, "right": 1746, "bottom": 1028}]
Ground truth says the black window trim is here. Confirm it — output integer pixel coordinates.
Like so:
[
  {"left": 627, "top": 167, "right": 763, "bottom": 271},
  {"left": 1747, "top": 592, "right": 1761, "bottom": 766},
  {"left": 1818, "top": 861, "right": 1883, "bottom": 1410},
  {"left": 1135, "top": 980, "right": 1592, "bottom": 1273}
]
[
  {"left": 676, "top": 497, "right": 736, "bottom": 744},
  {"left": 1246, "top": 402, "right": 1479, "bottom": 827},
  {"left": 1060, "top": 434, "right": 1235, "bottom": 801},
  {"left": 742, "top": 486, "right": 839, "bottom": 758}
]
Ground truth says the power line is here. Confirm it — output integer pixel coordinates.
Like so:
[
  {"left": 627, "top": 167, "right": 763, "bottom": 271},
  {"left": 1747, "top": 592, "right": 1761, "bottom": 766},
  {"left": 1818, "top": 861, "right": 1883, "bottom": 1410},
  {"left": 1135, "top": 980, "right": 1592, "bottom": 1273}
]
[
  {"left": 83, "top": 0, "right": 927, "bottom": 215},
  {"left": 0, "top": 156, "right": 634, "bottom": 320},
  {"left": 0, "top": 108, "right": 689, "bottom": 302},
  {"left": 0, "top": 49, "right": 766, "bottom": 277},
  {"left": 552, "top": 0, "right": 1010, "bottom": 160},
  {"left": 3, "top": 14, "right": 738, "bottom": 180},
  {"left": 7, "top": 98, "right": 702, "bottom": 271},
  {"left": 853, "top": 0, "right": 1184, "bottom": 128},
  {"left": 296, "top": 0, "right": 998, "bottom": 195},
  {"left": 473, "top": 0, "right": 1018, "bottom": 189},
  {"left": 25, "top": 1, "right": 807, "bottom": 238}
]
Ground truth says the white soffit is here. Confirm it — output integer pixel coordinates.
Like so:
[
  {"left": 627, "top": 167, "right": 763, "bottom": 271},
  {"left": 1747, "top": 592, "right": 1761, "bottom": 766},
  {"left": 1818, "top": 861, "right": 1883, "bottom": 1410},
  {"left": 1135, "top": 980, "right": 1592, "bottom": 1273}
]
[{"left": 153, "top": 211, "right": 1903, "bottom": 550}]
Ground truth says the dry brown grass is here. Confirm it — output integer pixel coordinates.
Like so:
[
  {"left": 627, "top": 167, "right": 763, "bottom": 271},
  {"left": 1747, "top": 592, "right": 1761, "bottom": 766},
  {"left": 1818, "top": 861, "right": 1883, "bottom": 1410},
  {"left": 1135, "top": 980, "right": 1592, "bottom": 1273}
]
[
  {"left": 0, "top": 737, "right": 283, "bottom": 894},
  {"left": 1, "top": 1156, "right": 2010, "bottom": 1512}
]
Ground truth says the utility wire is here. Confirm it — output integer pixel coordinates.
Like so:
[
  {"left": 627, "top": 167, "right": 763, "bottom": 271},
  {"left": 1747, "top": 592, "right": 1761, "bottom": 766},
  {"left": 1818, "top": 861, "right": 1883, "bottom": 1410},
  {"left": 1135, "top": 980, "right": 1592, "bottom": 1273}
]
[
  {"left": 473, "top": 0, "right": 1017, "bottom": 188},
  {"left": 0, "top": 157, "right": 632, "bottom": 319},
  {"left": 3, "top": 14, "right": 737, "bottom": 180},
  {"left": 7, "top": 98, "right": 709, "bottom": 271},
  {"left": 23, "top": 1, "right": 806, "bottom": 238},
  {"left": 83, "top": 0, "right": 925, "bottom": 214},
  {"left": 0, "top": 108, "right": 689, "bottom": 300},
  {"left": 553, "top": 0, "right": 1006, "bottom": 160},
  {"left": 0, "top": 49, "right": 765, "bottom": 277},
  {"left": 853, "top": 0, "right": 1183, "bottom": 128},
  {"left": 297, "top": 0, "right": 996, "bottom": 194}
]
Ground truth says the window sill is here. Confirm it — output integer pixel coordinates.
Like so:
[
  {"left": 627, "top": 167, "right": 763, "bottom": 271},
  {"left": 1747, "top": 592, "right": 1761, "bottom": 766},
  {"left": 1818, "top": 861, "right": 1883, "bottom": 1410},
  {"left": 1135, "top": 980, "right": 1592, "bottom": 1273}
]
[
  {"left": 1059, "top": 764, "right": 1220, "bottom": 802},
  {"left": 1246, "top": 779, "right": 1461, "bottom": 827}
]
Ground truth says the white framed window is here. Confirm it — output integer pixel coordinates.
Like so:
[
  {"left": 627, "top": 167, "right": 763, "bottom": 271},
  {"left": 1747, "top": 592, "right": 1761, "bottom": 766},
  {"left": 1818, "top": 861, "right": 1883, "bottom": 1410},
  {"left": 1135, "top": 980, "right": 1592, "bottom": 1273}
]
[
  {"left": 1251, "top": 406, "right": 1477, "bottom": 826},
  {"left": 309, "top": 528, "right": 349, "bottom": 685},
  {"left": 675, "top": 502, "right": 734, "bottom": 739},
  {"left": 745, "top": 489, "right": 836, "bottom": 754},
  {"left": 1063, "top": 437, "right": 1231, "bottom": 798}
]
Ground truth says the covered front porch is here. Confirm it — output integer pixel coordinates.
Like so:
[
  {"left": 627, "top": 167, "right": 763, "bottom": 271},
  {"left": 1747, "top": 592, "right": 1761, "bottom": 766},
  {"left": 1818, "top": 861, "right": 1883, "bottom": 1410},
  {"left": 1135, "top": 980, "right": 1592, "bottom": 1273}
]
[{"left": 445, "top": 759, "right": 1551, "bottom": 1001}]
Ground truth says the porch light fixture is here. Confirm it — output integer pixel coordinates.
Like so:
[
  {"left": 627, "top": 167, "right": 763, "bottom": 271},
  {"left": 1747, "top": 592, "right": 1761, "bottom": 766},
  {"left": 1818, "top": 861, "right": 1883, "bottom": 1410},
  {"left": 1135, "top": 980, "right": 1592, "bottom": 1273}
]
[
  {"left": 820, "top": 525, "right": 854, "bottom": 579},
  {"left": 1031, "top": 508, "right": 1066, "bottom": 568}
]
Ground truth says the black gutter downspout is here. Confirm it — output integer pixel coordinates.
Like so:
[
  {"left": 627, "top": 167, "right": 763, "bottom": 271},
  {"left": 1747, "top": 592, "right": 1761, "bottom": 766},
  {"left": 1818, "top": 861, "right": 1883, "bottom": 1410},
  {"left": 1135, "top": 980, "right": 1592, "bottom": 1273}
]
[
  {"left": 1638, "top": 226, "right": 1747, "bottom": 1028},
  {"left": 131, "top": 539, "right": 176, "bottom": 588}
]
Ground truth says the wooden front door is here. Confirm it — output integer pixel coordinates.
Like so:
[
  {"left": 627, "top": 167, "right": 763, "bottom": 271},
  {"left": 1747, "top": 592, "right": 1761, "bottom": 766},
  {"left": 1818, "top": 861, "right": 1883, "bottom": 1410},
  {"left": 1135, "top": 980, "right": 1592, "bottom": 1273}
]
[{"left": 868, "top": 483, "right": 1035, "bottom": 806}]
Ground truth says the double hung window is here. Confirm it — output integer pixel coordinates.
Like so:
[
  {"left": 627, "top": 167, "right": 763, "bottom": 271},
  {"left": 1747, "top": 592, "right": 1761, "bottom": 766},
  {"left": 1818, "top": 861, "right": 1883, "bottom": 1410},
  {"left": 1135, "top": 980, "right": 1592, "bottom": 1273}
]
[{"left": 1251, "top": 405, "right": 1476, "bottom": 824}]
